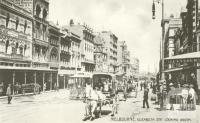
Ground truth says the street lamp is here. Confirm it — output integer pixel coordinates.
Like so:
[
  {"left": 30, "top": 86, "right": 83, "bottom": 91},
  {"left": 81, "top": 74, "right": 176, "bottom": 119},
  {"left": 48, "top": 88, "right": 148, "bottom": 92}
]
[
  {"left": 152, "top": 1, "right": 155, "bottom": 19},
  {"left": 152, "top": 0, "right": 165, "bottom": 81}
]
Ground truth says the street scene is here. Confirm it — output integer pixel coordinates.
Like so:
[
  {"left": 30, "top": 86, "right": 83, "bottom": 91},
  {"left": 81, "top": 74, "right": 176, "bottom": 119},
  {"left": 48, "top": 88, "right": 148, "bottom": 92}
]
[{"left": 0, "top": 0, "right": 200, "bottom": 123}]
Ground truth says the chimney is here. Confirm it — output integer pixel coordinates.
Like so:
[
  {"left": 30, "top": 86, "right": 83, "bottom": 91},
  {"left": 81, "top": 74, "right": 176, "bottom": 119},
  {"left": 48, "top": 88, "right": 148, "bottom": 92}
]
[{"left": 70, "top": 19, "right": 74, "bottom": 26}]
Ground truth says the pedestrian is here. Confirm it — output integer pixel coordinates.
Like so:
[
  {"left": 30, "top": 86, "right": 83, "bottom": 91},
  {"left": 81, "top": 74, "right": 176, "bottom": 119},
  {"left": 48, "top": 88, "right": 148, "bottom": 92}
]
[
  {"left": 168, "top": 83, "right": 175, "bottom": 110},
  {"left": 0, "top": 82, "right": 4, "bottom": 96},
  {"left": 83, "top": 81, "right": 93, "bottom": 121},
  {"left": 14, "top": 82, "right": 19, "bottom": 94},
  {"left": 43, "top": 82, "right": 46, "bottom": 92},
  {"left": 6, "top": 84, "right": 12, "bottom": 104},
  {"left": 143, "top": 84, "right": 149, "bottom": 108},
  {"left": 188, "top": 84, "right": 196, "bottom": 110},
  {"left": 181, "top": 84, "right": 189, "bottom": 110},
  {"left": 140, "top": 82, "right": 143, "bottom": 91},
  {"left": 111, "top": 91, "right": 119, "bottom": 116}
]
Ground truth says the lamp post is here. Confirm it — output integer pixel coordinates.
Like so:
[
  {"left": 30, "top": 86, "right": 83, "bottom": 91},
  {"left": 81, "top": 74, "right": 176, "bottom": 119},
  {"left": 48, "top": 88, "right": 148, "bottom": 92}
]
[{"left": 152, "top": 0, "right": 165, "bottom": 81}]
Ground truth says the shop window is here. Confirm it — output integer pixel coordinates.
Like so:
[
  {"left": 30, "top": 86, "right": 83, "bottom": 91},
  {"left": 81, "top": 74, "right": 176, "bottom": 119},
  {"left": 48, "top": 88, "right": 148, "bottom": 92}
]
[
  {"left": 6, "top": 13, "right": 10, "bottom": 28},
  {"left": 16, "top": 17, "right": 19, "bottom": 30}
]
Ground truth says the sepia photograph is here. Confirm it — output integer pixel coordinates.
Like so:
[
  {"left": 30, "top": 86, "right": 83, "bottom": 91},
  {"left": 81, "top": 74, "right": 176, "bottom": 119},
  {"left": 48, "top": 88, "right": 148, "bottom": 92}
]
[{"left": 0, "top": 0, "right": 200, "bottom": 123}]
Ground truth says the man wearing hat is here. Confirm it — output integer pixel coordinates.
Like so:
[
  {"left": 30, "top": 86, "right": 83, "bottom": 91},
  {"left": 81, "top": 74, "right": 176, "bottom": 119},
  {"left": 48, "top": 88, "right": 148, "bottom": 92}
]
[
  {"left": 188, "top": 84, "right": 196, "bottom": 110},
  {"left": 143, "top": 84, "right": 149, "bottom": 108},
  {"left": 181, "top": 84, "right": 189, "bottom": 110}
]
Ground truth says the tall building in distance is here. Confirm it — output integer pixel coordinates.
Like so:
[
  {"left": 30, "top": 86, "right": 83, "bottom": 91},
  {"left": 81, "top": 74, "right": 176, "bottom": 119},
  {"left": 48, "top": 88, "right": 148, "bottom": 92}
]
[
  {"left": 94, "top": 33, "right": 109, "bottom": 73},
  {"left": 99, "top": 31, "right": 118, "bottom": 73},
  {"left": 62, "top": 20, "right": 95, "bottom": 77}
]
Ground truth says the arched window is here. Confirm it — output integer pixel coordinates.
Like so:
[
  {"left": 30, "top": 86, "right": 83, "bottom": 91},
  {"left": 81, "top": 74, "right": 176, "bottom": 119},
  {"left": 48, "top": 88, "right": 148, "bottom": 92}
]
[
  {"left": 43, "top": 9, "right": 47, "bottom": 20},
  {"left": 36, "top": 5, "right": 41, "bottom": 17}
]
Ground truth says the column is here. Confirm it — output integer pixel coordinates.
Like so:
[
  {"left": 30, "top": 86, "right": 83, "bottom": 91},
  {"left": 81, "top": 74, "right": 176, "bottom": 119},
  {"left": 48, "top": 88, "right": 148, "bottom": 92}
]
[
  {"left": 42, "top": 72, "right": 45, "bottom": 92},
  {"left": 50, "top": 72, "right": 52, "bottom": 90},
  {"left": 56, "top": 73, "right": 59, "bottom": 89},
  {"left": 12, "top": 71, "right": 15, "bottom": 95},
  {"left": 64, "top": 75, "right": 66, "bottom": 89},
  {"left": 24, "top": 72, "right": 27, "bottom": 84},
  {"left": 197, "top": 66, "right": 200, "bottom": 90},
  {"left": 34, "top": 72, "right": 36, "bottom": 84}
]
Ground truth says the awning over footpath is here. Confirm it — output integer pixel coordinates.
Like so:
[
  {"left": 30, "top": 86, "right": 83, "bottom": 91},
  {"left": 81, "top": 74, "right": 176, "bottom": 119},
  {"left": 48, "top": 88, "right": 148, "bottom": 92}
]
[
  {"left": 92, "top": 72, "right": 115, "bottom": 77},
  {"left": 0, "top": 66, "right": 57, "bottom": 72},
  {"left": 164, "top": 52, "right": 200, "bottom": 60},
  {"left": 163, "top": 67, "right": 183, "bottom": 73}
]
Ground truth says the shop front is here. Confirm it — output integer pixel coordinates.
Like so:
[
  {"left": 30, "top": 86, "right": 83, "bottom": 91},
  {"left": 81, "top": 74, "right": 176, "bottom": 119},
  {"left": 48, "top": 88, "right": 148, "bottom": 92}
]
[
  {"left": 0, "top": 67, "right": 57, "bottom": 96},
  {"left": 164, "top": 52, "right": 200, "bottom": 103}
]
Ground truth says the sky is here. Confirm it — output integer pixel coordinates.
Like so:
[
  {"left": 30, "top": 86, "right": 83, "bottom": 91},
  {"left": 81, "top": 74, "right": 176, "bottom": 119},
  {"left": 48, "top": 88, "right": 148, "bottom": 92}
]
[{"left": 49, "top": 0, "right": 187, "bottom": 73}]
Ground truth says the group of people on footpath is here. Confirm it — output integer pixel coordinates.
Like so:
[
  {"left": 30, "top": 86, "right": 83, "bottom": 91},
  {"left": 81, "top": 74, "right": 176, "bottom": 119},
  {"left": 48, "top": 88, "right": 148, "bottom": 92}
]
[{"left": 158, "top": 77, "right": 198, "bottom": 111}]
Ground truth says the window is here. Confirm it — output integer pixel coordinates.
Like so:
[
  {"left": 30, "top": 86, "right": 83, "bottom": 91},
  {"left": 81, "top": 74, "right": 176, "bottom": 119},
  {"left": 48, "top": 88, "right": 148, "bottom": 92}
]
[
  {"left": 16, "top": 17, "right": 19, "bottom": 30},
  {"left": 24, "top": 20, "right": 27, "bottom": 33},
  {"left": 15, "top": 42, "right": 18, "bottom": 54},
  {"left": 43, "top": 9, "right": 47, "bottom": 20},
  {"left": 19, "top": 47, "right": 23, "bottom": 55},
  {"left": 12, "top": 47, "right": 15, "bottom": 54},
  {"left": 6, "top": 13, "right": 10, "bottom": 28},
  {"left": 5, "top": 40, "right": 9, "bottom": 53},
  {"left": 24, "top": 45, "right": 27, "bottom": 55},
  {"left": 36, "top": 5, "right": 41, "bottom": 17}
]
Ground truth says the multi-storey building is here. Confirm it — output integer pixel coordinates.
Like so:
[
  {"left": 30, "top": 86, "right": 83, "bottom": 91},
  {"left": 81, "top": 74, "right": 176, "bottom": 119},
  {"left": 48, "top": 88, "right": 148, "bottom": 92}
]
[
  {"left": 48, "top": 21, "right": 61, "bottom": 89},
  {"left": 163, "top": 16, "right": 182, "bottom": 59},
  {"left": 94, "top": 33, "right": 108, "bottom": 73},
  {"left": 9, "top": 0, "right": 60, "bottom": 91},
  {"left": 130, "top": 57, "right": 139, "bottom": 75},
  {"left": 118, "top": 41, "right": 130, "bottom": 75},
  {"left": 186, "top": 0, "right": 198, "bottom": 52},
  {"left": 163, "top": 0, "right": 200, "bottom": 93},
  {"left": 65, "top": 21, "right": 95, "bottom": 77},
  {"left": 0, "top": 0, "right": 33, "bottom": 95},
  {"left": 99, "top": 31, "right": 118, "bottom": 73}
]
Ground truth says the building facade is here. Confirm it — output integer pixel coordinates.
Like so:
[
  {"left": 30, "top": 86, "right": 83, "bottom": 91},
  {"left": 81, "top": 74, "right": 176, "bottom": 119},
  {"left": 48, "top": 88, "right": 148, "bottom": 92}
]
[
  {"left": 94, "top": 33, "right": 108, "bottom": 73},
  {"left": 163, "top": 0, "right": 200, "bottom": 94},
  {"left": 0, "top": 0, "right": 33, "bottom": 95},
  {"left": 99, "top": 31, "right": 118, "bottom": 73}
]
